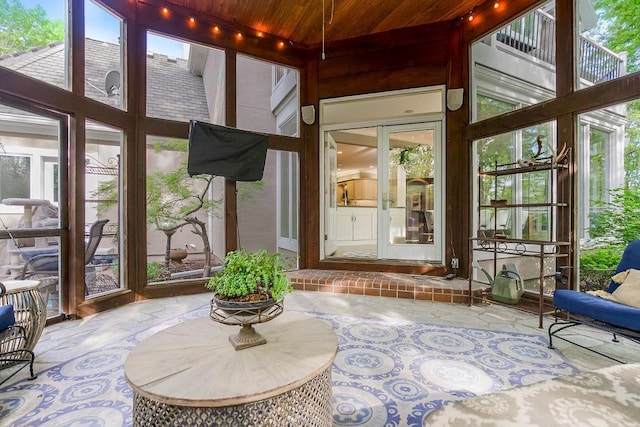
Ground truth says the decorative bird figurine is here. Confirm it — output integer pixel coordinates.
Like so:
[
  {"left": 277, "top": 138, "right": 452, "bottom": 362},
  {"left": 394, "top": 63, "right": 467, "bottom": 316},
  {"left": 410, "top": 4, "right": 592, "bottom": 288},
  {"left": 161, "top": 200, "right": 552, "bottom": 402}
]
[
  {"left": 517, "top": 135, "right": 545, "bottom": 167},
  {"left": 532, "top": 135, "right": 544, "bottom": 159}
]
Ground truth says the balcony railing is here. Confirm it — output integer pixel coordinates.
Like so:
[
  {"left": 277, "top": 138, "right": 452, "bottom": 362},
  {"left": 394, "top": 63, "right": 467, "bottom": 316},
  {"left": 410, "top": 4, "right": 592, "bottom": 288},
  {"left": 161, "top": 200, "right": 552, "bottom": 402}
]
[{"left": 495, "top": 9, "right": 625, "bottom": 84}]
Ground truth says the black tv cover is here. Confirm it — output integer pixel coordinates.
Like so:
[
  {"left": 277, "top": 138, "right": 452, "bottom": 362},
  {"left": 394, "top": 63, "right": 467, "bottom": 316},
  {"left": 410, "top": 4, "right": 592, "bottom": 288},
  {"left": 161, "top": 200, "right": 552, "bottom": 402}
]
[{"left": 187, "top": 120, "right": 268, "bottom": 182}]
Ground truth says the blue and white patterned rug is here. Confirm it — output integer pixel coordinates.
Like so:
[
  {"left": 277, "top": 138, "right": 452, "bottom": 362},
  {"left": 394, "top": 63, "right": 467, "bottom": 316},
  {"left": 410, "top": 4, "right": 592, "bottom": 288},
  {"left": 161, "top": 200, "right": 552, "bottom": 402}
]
[{"left": 0, "top": 306, "right": 578, "bottom": 426}]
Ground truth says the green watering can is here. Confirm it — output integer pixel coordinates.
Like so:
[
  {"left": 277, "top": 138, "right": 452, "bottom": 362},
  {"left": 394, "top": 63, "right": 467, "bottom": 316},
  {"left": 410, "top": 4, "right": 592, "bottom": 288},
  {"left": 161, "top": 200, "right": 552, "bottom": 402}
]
[{"left": 478, "top": 262, "right": 524, "bottom": 304}]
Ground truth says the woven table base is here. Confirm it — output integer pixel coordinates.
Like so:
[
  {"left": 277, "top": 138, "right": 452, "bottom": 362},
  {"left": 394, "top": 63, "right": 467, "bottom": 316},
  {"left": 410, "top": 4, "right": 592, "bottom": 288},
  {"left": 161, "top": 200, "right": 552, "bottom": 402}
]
[{"left": 132, "top": 367, "right": 333, "bottom": 426}]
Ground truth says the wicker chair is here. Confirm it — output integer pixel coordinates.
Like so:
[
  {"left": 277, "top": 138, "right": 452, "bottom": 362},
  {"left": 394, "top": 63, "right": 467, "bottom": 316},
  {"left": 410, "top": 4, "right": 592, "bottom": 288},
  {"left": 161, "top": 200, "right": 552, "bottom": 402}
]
[{"left": 0, "top": 282, "right": 37, "bottom": 386}]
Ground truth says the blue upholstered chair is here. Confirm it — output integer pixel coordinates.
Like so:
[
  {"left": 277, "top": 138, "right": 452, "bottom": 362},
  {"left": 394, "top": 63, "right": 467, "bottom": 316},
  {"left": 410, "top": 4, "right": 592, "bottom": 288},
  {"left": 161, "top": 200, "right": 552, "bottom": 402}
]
[
  {"left": 0, "top": 282, "right": 37, "bottom": 386},
  {"left": 550, "top": 240, "right": 640, "bottom": 362}
]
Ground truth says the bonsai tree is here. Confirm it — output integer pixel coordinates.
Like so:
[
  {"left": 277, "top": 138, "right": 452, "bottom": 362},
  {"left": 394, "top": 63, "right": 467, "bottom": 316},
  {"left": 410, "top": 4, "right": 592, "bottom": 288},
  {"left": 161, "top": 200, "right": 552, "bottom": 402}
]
[
  {"left": 205, "top": 249, "right": 293, "bottom": 302},
  {"left": 146, "top": 160, "right": 219, "bottom": 275},
  {"left": 93, "top": 139, "right": 220, "bottom": 277},
  {"left": 94, "top": 138, "right": 264, "bottom": 279}
]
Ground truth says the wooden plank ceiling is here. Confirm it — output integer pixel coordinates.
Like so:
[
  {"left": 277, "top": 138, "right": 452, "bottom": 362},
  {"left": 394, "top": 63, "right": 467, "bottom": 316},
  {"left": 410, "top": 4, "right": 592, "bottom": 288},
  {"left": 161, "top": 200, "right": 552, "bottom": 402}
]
[{"left": 156, "top": 0, "right": 483, "bottom": 46}]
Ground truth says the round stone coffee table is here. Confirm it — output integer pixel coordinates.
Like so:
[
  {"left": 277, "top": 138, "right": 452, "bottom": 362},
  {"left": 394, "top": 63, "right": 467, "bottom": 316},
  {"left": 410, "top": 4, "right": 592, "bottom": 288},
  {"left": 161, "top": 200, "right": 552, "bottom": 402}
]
[{"left": 124, "top": 311, "right": 338, "bottom": 426}]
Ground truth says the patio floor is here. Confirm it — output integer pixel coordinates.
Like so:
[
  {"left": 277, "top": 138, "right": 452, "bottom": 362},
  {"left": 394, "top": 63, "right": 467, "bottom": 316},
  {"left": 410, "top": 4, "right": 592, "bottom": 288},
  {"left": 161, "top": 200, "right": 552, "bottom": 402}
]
[{"left": 2, "top": 286, "right": 639, "bottom": 424}]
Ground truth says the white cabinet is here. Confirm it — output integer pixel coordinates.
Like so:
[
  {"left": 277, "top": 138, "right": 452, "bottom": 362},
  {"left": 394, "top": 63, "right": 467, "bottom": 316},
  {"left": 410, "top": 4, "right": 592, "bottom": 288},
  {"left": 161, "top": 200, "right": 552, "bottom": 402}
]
[
  {"left": 336, "top": 210, "right": 355, "bottom": 241},
  {"left": 336, "top": 208, "right": 376, "bottom": 242}
]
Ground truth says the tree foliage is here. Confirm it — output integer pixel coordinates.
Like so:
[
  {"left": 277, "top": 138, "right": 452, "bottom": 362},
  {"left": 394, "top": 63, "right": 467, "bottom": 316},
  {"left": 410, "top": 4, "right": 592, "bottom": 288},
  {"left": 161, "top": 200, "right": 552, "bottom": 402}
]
[
  {"left": 589, "top": 188, "right": 640, "bottom": 245},
  {"left": 594, "top": 0, "right": 640, "bottom": 73},
  {"left": 0, "top": 0, "right": 65, "bottom": 55}
]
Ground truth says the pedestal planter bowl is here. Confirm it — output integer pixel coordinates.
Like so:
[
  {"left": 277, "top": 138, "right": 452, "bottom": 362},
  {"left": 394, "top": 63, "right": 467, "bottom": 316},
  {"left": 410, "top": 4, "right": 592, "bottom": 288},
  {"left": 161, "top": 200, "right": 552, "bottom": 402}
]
[{"left": 210, "top": 294, "right": 284, "bottom": 350}]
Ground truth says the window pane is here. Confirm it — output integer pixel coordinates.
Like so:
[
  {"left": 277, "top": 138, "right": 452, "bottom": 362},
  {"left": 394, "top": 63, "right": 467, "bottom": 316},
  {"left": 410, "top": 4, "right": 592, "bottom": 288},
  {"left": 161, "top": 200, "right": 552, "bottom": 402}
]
[
  {"left": 85, "top": 119, "right": 122, "bottom": 297},
  {"left": 146, "top": 32, "right": 221, "bottom": 123},
  {"left": 84, "top": 0, "right": 124, "bottom": 110},
  {"left": 476, "top": 94, "right": 516, "bottom": 122},
  {"left": 473, "top": 121, "right": 556, "bottom": 240},
  {"left": 145, "top": 136, "right": 222, "bottom": 284},
  {"left": 280, "top": 154, "right": 290, "bottom": 239},
  {"left": 0, "top": 0, "right": 68, "bottom": 90},
  {"left": 576, "top": 0, "right": 631, "bottom": 90},
  {"left": 236, "top": 54, "right": 299, "bottom": 136},
  {"left": 237, "top": 149, "right": 299, "bottom": 258},
  {"left": 471, "top": 0, "right": 556, "bottom": 122},
  {"left": 589, "top": 128, "right": 606, "bottom": 205}
]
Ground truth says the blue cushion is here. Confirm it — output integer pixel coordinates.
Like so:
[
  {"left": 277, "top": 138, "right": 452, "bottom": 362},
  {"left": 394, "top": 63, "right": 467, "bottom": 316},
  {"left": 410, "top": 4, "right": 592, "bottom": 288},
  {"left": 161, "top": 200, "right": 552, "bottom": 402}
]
[
  {"left": 554, "top": 289, "right": 640, "bottom": 331},
  {"left": 608, "top": 240, "right": 640, "bottom": 293},
  {"left": 0, "top": 304, "right": 15, "bottom": 331},
  {"left": 21, "top": 249, "right": 58, "bottom": 260}
]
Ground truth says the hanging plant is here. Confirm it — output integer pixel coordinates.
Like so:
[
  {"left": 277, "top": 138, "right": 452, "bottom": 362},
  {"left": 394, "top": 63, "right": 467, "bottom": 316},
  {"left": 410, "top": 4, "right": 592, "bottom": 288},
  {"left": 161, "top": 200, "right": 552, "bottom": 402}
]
[
  {"left": 393, "top": 146, "right": 434, "bottom": 178},
  {"left": 398, "top": 146, "right": 418, "bottom": 165}
]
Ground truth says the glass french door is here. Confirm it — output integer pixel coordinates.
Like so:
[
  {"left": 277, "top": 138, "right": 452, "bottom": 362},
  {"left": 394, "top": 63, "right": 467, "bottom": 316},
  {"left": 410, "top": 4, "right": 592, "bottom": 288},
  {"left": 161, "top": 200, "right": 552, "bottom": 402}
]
[
  {"left": 322, "top": 121, "right": 443, "bottom": 262},
  {"left": 379, "top": 122, "right": 443, "bottom": 262}
]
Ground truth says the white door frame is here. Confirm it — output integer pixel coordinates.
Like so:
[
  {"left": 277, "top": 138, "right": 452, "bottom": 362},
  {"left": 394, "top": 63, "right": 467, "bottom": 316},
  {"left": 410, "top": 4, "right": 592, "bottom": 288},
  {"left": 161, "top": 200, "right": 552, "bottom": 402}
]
[{"left": 319, "top": 86, "right": 446, "bottom": 262}]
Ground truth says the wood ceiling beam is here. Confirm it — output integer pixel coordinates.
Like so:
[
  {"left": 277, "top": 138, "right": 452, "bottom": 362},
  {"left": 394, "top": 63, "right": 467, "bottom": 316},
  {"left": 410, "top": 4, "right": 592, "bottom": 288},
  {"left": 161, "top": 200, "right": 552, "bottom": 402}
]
[{"left": 464, "top": 72, "right": 640, "bottom": 141}]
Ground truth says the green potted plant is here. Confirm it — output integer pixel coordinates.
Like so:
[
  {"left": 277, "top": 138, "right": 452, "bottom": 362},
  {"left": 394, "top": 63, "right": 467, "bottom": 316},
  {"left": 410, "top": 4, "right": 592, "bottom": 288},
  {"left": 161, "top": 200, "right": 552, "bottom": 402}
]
[
  {"left": 206, "top": 249, "right": 295, "bottom": 350},
  {"left": 206, "top": 249, "right": 293, "bottom": 304}
]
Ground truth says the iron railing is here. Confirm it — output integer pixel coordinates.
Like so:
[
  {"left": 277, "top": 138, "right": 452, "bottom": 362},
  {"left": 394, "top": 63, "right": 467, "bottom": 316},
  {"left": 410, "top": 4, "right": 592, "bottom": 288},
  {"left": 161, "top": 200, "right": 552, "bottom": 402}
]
[{"left": 495, "top": 9, "right": 625, "bottom": 84}]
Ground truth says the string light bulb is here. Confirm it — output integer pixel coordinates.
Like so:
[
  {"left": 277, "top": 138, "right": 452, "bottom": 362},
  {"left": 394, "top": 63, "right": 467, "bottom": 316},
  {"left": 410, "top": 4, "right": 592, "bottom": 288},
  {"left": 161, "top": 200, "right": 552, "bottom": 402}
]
[
  {"left": 257, "top": 31, "right": 264, "bottom": 38},
  {"left": 161, "top": 7, "right": 169, "bottom": 17},
  {"left": 188, "top": 17, "right": 196, "bottom": 28},
  {"left": 468, "top": 12, "right": 474, "bottom": 21},
  {"left": 236, "top": 32, "right": 243, "bottom": 40},
  {"left": 494, "top": 1, "right": 500, "bottom": 8},
  {"left": 212, "top": 26, "right": 220, "bottom": 34},
  {"left": 278, "top": 41, "right": 285, "bottom": 49}
]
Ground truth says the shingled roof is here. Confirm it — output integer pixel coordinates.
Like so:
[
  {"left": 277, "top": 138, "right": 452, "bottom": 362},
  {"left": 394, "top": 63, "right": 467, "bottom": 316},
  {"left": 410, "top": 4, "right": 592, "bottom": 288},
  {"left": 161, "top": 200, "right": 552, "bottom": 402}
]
[{"left": 0, "top": 38, "right": 210, "bottom": 122}]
